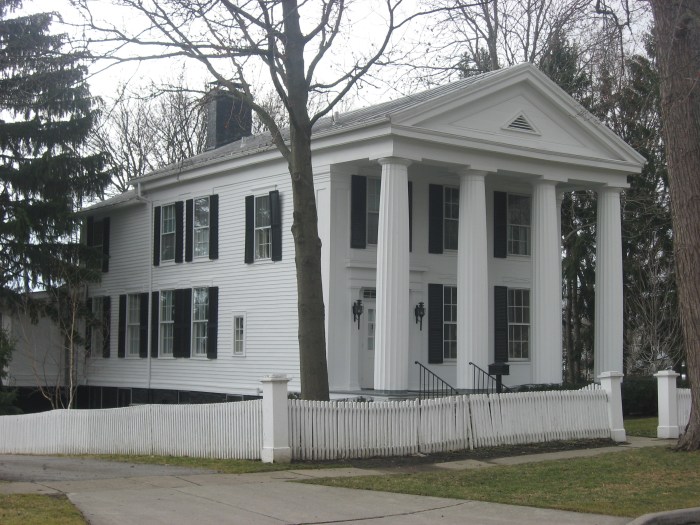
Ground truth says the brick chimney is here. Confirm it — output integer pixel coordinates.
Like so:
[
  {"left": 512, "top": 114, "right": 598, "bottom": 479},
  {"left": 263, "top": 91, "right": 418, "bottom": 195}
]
[{"left": 205, "top": 84, "right": 252, "bottom": 150}]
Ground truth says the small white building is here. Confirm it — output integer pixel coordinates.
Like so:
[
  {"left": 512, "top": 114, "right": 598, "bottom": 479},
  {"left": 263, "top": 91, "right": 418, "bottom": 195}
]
[{"left": 6, "top": 64, "right": 644, "bottom": 406}]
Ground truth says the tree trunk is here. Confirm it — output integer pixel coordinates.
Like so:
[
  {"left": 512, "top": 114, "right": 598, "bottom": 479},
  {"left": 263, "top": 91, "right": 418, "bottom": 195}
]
[
  {"left": 649, "top": 0, "right": 700, "bottom": 451},
  {"left": 283, "top": 0, "right": 329, "bottom": 401}
]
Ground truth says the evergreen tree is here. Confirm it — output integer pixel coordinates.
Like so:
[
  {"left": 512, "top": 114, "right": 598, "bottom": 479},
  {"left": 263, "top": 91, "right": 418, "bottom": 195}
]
[{"left": 0, "top": 1, "right": 110, "bottom": 302}]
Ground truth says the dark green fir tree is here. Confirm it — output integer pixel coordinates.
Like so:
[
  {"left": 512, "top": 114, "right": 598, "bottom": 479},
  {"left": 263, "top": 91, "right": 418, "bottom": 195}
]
[{"left": 0, "top": 0, "right": 110, "bottom": 300}]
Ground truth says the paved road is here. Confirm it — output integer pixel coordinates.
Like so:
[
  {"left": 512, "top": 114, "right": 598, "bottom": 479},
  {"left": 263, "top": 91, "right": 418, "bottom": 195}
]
[{"left": 0, "top": 454, "right": 630, "bottom": 525}]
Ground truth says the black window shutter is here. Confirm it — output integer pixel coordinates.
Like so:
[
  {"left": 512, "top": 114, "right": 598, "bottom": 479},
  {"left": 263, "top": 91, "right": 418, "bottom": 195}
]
[
  {"left": 408, "top": 181, "right": 413, "bottom": 252},
  {"left": 174, "top": 288, "right": 192, "bottom": 358},
  {"left": 494, "top": 286, "right": 508, "bottom": 362},
  {"left": 175, "top": 201, "right": 184, "bottom": 263},
  {"left": 102, "top": 296, "right": 111, "bottom": 358},
  {"left": 244, "top": 195, "right": 254, "bottom": 263},
  {"left": 350, "top": 175, "right": 367, "bottom": 249},
  {"left": 86, "top": 216, "right": 94, "bottom": 247},
  {"left": 139, "top": 292, "right": 149, "bottom": 358},
  {"left": 207, "top": 287, "right": 219, "bottom": 359},
  {"left": 102, "top": 217, "right": 110, "bottom": 272},
  {"left": 153, "top": 206, "right": 161, "bottom": 266},
  {"left": 209, "top": 194, "right": 219, "bottom": 260},
  {"left": 85, "top": 298, "right": 93, "bottom": 356},
  {"left": 118, "top": 294, "right": 126, "bottom": 358},
  {"left": 185, "top": 199, "right": 194, "bottom": 262},
  {"left": 428, "top": 283, "right": 444, "bottom": 364},
  {"left": 494, "top": 191, "right": 507, "bottom": 258},
  {"left": 151, "top": 291, "right": 159, "bottom": 358},
  {"left": 428, "top": 185, "right": 444, "bottom": 254},
  {"left": 270, "top": 190, "right": 282, "bottom": 261}
]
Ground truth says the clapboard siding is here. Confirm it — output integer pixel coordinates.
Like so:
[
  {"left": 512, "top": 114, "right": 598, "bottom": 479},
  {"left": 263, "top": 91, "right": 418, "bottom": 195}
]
[{"left": 86, "top": 163, "right": 302, "bottom": 395}]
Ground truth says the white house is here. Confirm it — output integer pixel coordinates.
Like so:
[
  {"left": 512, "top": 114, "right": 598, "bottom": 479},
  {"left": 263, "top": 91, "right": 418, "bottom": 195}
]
[{"left": 5, "top": 63, "right": 644, "bottom": 407}]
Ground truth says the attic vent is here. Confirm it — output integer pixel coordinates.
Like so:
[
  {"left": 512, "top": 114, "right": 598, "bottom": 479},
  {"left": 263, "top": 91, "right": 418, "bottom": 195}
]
[{"left": 507, "top": 115, "right": 535, "bottom": 132}]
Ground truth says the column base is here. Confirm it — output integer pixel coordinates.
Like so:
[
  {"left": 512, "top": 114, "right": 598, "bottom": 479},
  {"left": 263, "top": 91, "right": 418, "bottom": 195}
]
[
  {"left": 610, "top": 428, "right": 627, "bottom": 442},
  {"left": 261, "top": 446, "right": 292, "bottom": 463},
  {"left": 657, "top": 425, "right": 680, "bottom": 439}
]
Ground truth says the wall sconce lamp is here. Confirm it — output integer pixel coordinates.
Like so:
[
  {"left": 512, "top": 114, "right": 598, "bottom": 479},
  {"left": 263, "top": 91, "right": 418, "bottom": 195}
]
[
  {"left": 352, "top": 299, "right": 363, "bottom": 329},
  {"left": 414, "top": 301, "right": 426, "bottom": 330}
]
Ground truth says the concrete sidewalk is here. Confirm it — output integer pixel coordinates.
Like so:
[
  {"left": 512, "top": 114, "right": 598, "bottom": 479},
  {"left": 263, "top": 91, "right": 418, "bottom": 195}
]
[{"left": 0, "top": 437, "right": 674, "bottom": 525}]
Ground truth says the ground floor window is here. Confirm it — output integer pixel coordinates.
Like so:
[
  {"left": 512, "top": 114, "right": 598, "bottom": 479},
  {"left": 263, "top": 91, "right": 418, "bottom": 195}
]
[
  {"left": 160, "top": 290, "right": 174, "bottom": 356},
  {"left": 233, "top": 314, "right": 245, "bottom": 355},
  {"left": 127, "top": 294, "right": 141, "bottom": 356},
  {"left": 508, "top": 288, "right": 530, "bottom": 359},
  {"left": 192, "top": 287, "right": 209, "bottom": 356},
  {"left": 443, "top": 285, "right": 457, "bottom": 359}
]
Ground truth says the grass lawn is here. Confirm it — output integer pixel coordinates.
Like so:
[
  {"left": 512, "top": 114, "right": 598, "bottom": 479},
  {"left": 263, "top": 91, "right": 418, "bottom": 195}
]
[
  {"left": 75, "top": 454, "right": 344, "bottom": 474},
  {"left": 0, "top": 494, "right": 86, "bottom": 525},
  {"left": 625, "top": 417, "right": 658, "bottom": 438},
  {"left": 302, "top": 447, "right": 700, "bottom": 518}
]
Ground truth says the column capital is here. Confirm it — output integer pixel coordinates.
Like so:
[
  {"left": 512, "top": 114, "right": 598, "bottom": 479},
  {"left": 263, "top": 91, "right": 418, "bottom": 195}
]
[
  {"left": 457, "top": 168, "right": 489, "bottom": 179},
  {"left": 598, "top": 186, "right": 623, "bottom": 195},
  {"left": 531, "top": 178, "right": 559, "bottom": 188},
  {"left": 377, "top": 157, "right": 412, "bottom": 168}
]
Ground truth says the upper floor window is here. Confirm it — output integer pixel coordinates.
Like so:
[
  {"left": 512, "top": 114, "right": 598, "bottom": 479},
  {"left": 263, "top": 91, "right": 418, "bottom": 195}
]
[
  {"left": 444, "top": 187, "right": 459, "bottom": 251},
  {"left": 161, "top": 204, "right": 177, "bottom": 262},
  {"left": 255, "top": 195, "right": 271, "bottom": 260},
  {"left": 366, "top": 177, "right": 381, "bottom": 245},
  {"left": 192, "top": 287, "right": 209, "bottom": 356},
  {"left": 193, "top": 197, "right": 210, "bottom": 258},
  {"left": 508, "top": 194, "right": 531, "bottom": 256},
  {"left": 159, "top": 290, "right": 175, "bottom": 357},
  {"left": 508, "top": 288, "right": 530, "bottom": 360},
  {"left": 127, "top": 294, "right": 141, "bottom": 356}
]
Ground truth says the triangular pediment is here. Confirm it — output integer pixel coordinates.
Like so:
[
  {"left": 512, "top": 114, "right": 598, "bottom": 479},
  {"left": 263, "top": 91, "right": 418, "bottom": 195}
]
[{"left": 389, "top": 65, "right": 645, "bottom": 166}]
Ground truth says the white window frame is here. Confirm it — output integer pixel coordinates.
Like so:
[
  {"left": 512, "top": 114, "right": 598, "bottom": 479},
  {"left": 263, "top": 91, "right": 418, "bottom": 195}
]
[
  {"left": 507, "top": 193, "right": 531, "bottom": 256},
  {"left": 193, "top": 196, "right": 210, "bottom": 258},
  {"left": 254, "top": 195, "right": 271, "bottom": 260},
  {"left": 91, "top": 297, "right": 104, "bottom": 354},
  {"left": 127, "top": 294, "right": 140, "bottom": 357},
  {"left": 159, "top": 290, "right": 175, "bottom": 357},
  {"left": 444, "top": 186, "right": 459, "bottom": 251},
  {"left": 508, "top": 288, "right": 530, "bottom": 360},
  {"left": 233, "top": 313, "right": 246, "bottom": 356},
  {"left": 160, "top": 203, "right": 177, "bottom": 262},
  {"left": 443, "top": 285, "right": 457, "bottom": 360},
  {"left": 366, "top": 177, "right": 381, "bottom": 246},
  {"left": 191, "top": 287, "right": 209, "bottom": 356}
]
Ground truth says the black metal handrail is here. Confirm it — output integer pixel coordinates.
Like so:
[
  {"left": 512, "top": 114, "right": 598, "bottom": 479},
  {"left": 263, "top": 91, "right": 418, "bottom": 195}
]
[
  {"left": 469, "top": 362, "right": 513, "bottom": 394},
  {"left": 414, "top": 361, "right": 459, "bottom": 400}
]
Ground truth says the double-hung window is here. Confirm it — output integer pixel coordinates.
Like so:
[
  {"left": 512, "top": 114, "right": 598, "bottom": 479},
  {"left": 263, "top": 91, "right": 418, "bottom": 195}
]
[
  {"left": 233, "top": 314, "right": 245, "bottom": 356},
  {"left": 508, "top": 288, "right": 530, "bottom": 359},
  {"left": 161, "top": 204, "right": 176, "bottom": 262},
  {"left": 444, "top": 187, "right": 459, "bottom": 251},
  {"left": 443, "top": 285, "right": 457, "bottom": 359},
  {"left": 192, "top": 287, "right": 209, "bottom": 356},
  {"left": 366, "top": 177, "right": 381, "bottom": 245},
  {"left": 127, "top": 294, "right": 141, "bottom": 356},
  {"left": 255, "top": 195, "right": 271, "bottom": 260},
  {"left": 507, "top": 194, "right": 531, "bottom": 256},
  {"left": 193, "top": 197, "right": 210, "bottom": 258},
  {"left": 159, "top": 290, "right": 175, "bottom": 356}
]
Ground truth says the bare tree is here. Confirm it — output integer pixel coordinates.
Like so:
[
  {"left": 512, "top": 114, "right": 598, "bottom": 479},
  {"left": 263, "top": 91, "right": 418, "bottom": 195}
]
[
  {"left": 72, "top": 0, "right": 429, "bottom": 400},
  {"left": 93, "top": 76, "right": 207, "bottom": 194},
  {"left": 646, "top": 0, "right": 700, "bottom": 451}
]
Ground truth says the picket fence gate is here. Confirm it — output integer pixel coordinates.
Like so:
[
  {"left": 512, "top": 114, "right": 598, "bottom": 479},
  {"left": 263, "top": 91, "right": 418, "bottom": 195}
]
[
  {"left": 678, "top": 388, "right": 692, "bottom": 429},
  {"left": 0, "top": 400, "right": 263, "bottom": 459},
  {"left": 288, "top": 389, "right": 610, "bottom": 460}
]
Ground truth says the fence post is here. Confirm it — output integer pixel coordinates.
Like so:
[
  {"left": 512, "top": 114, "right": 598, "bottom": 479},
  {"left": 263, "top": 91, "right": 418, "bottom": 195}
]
[
  {"left": 598, "top": 371, "right": 626, "bottom": 442},
  {"left": 260, "top": 374, "right": 291, "bottom": 463},
  {"left": 654, "top": 370, "right": 680, "bottom": 439}
]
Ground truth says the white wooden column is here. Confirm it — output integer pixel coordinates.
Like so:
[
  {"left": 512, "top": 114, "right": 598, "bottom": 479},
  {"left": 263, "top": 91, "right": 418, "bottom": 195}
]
[
  {"left": 531, "top": 180, "right": 562, "bottom": 383},
  {"left": 594, "top": 187, "right": 623, "bottom": 377},
  {"left": 456, "top": 170, "right": 489, "bottom": 389},
  {"left": 374, "top": 157, "right": 411, "bottom": 391}
]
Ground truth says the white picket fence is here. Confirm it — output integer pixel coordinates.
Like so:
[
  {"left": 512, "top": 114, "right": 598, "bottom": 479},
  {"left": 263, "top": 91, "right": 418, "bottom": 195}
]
[
  {"left": 288, "top": 390, "right": 610, "bottom": 460},
  {"left": 678, "top": 388, "right": 691, "bottom": 429},
  {"left": 0, "top": 400, "right": 263, "bottom": 459}
]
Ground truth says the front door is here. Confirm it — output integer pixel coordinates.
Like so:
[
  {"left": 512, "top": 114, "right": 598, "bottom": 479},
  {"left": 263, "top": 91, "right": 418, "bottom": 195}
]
[{"left": 358, "top": 297, "right": 376, "bottom": 389}]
